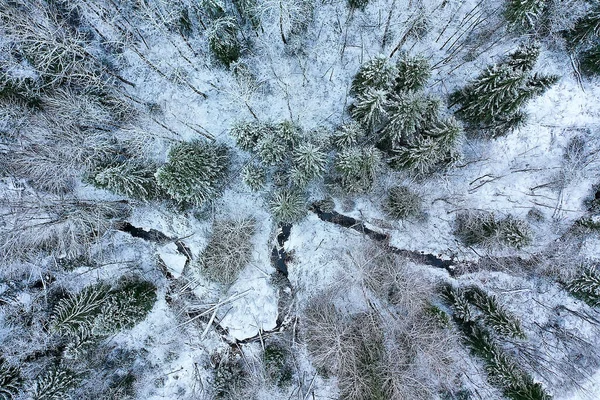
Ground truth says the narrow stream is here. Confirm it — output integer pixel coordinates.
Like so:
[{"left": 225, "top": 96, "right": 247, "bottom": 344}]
[{"left": 310, "top": 204, "right": 456, "bottom": 275}]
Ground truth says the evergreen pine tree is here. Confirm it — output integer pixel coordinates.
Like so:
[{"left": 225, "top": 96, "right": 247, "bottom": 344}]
[
  {"left": 242, "top": 162, "right": 267, "bottom": 191},
  {"left": 292, "top": 142, "right": 326, "bottom": 183},
  {"left": 350, "top": 88, "right": 388, "bottom": 131},
  {"left": 391, "top": 137, "right": 444, "bottom": 174},
  {"left": 269, "top": 189, "right": 306, "bottom": 223},
  {"left": 383, "top": 91, "right": 439, "bottom": 146},
  {"left": 335, "top": 146, "right": 381, "bottom": 193},
  {"left": 350, "top": 56, "right": 396, "bottom": 96},
  {"left": 332, "top": 122, "right": 366, "bottom": 149},
  {"left": 504, "top": 0, "right": 547, "bottom": 32},
  {"left": 276, "top": 120, "right": 302, "bottom": 147},
  {"left": 395, "top": 54, "right": 431, "bottom": 91},
  {"left": 467, "top": 288, "right": 526, "bottom": 339},
  {"left": 256, "top": 133, "right": 288, "bottom": 165},
  {"left": 91, "top": 161, "right": 160, "bottom": 201},
  {"left": 425, "top": 116, "right": 463, "bottom": 148},
  {"left": 93, "top": 279, "right": 157, "bottom": 336},
  {"left": 450, "top": 64, "right": 525, "bottom": 126},
  {"left": 441, "top": 286, "right": 474, "bottom": 323},
  {"left": 209, "top": 17, "right": 241, "bottom": 67},
  {"left": 230, "top": 121, "right": 267, "bottom": 151},
  {"left": 155, "top": 140, "right": 229, "bottom": 207},
  {"left": 507, "top": 43, "right": 541, "bottom": 73},
  {"left": 450, "top": 44, "right": 558, "bottom": 136},
  {"left": 497, "top": 216, "right": 532, "bottom": 249},
  {"left": 392, "top": 117, "right": 462, "bottom": 174}
]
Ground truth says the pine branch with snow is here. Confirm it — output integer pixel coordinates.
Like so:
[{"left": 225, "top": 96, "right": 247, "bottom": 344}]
[
  {"left": 441, "top": 285, "right": 474, "bottom": 323},
  {"left": 91, "top": 161, "right": 160, "bottom": 201},
  {"left": 51, "top": 284, "right": 109, "bottom": 337},
  {"left": 504, "top": 0, "right": 547, "bottom": 32},
  {"left": 467, "top": 287, "right": 526, "bottom": 340},
  {"left": 31, "top": 367, "right": 79, "bottom": 400},
  {"left": 580, "top": 46, "right": 600, "bottom": 76},
  {"left": 0, "top": 359, "right": 21, "bottom": 400},
  {"left": 567, "top": 267, "right": 600, "bottom": 307},
  {"left": 564, "top": 5, "right": 600, "bottom": 48}
]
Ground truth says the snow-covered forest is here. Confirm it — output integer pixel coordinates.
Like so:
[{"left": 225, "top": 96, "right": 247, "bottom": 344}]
[{"left": 2, "top": 0, "right": 600, "bottom": 398}]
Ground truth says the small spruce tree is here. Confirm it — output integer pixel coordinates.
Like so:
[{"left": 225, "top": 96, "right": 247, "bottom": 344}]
[
  {"left": 269, "top": 189, "right": 306, "bottom": 223},
  {"left": 504, "top": 0, "right": 547, "bottom": 32},
  {"left": 292, "top": 142, "right": 326, "bottom": 182},
  {"left": 230, "top": 121, "right": 267, "bottom": 151},
  {"left": 155, "top": 140, "right": 229, "bottom": 207},
  {"left": 332, "top": 122, "right": 366, "bottom": 149},
  {"left": 391, "top": 137, "right": 447, "bottom": 175},
  {"left": 256, "top": 134, "right": 288, "bottom": 165},
  {"left": 242, "top": 162, "right": 267, "bottom": 191},
  {"left": 567, "top": 267, "right": 600, "bottom": 307},
  {"left": 93, "top": 279, "right": 157, "bottom": 336},
  {"left": 383, "top": 185, "right": 422, "bottom": 219}
]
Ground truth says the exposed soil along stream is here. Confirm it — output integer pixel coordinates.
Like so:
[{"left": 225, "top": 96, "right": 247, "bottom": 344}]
[
  {"left": 118, "top": 221, "right": 295, "bottom": 345},
  {"left": 239, "top": 224, "right": 296, "bottom": 344},
  {"left": 310, "top": 204, "right": 456, "bottom": 276}
]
